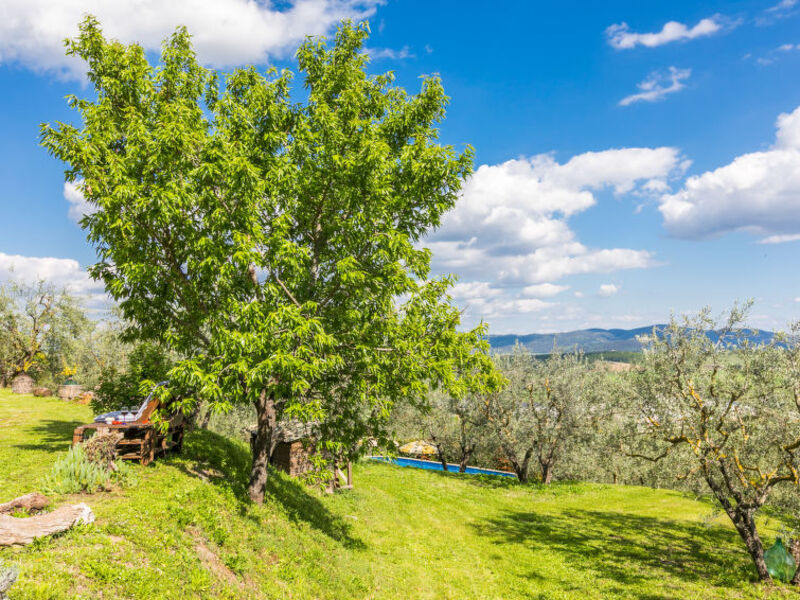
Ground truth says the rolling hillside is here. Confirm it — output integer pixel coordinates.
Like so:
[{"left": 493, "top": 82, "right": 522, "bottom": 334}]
[
  {"left": 0, "top": 391, "right": 795, "bottom": 599},
  {"left": 488, "top": 325, "right": 777, "bottom": 354}
]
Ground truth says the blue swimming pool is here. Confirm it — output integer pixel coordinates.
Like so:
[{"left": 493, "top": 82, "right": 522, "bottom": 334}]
[{"left": 370, "top": 456, "right": 516, "bottom": 478}]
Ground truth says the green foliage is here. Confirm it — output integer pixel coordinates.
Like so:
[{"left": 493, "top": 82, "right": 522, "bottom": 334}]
[
  {"left": 42, "top": 16, "right": 482, "bottom": 501},
  {"left": 0, "top": 281, "right": 57, "bottom": 385},
  {"left": 1, "top": 391, "right": 795, "bottom": 599},
  {"left": 94, "top": 342, "right": 174, "bottom": 413},
  {"left": 43, "top": 443, "right": 133, "bottom": 494},
  {"left": 0, "top": 281, "right": 125, "bottom": 390},
  {"left": 628, "top": 305, "right": 800, "bottom": 581},
  {"left": 421, "top": 346, "right": 506, "bottom": 472},
  {"left": 488, "top": 345, "right": 599, "bottom": 483}
]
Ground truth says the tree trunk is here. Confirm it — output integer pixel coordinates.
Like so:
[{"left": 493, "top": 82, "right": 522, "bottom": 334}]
[
  {"left": 248, "top": 391, "right": 277, "bottom": 504},
  {"left": 428, "top": 434, "right": 449, "bottom": 472},
  {"left": 703, "top": 473, "right": 770, "bottom": 581},
  {"left": 501, "top": 445, "right": 532, "bottom": 483},
  {"left": 731, "top": 509, "right": 770, "bottom": 581},
  {"left": 540, "top": 460, "right": 553, "bottom": 485},
  {"left": 458, "top": 449, "right": 473, "bottom": 473},
  {"left": 515, "top": 465, "right": 529, "bottom": 483},
  {"left": 435, "top": 443, "right": 449, "bottom": 472}
]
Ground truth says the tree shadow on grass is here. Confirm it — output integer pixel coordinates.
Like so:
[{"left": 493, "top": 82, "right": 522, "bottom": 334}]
[
  {"left": 473, "top": 508, "right": 754, "bottom": 599},
  {"left": 12, "top": 419, "right": 84, "bottom": 453},
  {"left": 168, "top": 427, "right": 364, "bottom": 549},
  {"left": 432, "top": 470, "right": 521, "bottom": 489},
  {"left": 266, "top": 470, "right": 365, "bottom": 550}
]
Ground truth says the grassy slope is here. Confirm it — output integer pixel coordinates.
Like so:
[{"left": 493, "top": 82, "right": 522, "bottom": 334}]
[{"left": 0, "top": 390, "right": 795, "bottom": 600}]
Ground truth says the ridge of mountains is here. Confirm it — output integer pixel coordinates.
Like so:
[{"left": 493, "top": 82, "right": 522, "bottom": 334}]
[{"left": 487, "top": 325, "right": 777, "bottom": 354}]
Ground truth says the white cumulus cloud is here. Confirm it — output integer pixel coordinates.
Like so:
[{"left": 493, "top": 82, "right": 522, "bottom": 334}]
[
  {"left": 427, "top": 147, "right": 683, "bottom": 287},
  {"left": 449, "top": 281, "right": 502, "bottom": 301},
  {"left": 597, "top": 283, "right": 620, "bottom": 297},
  {"left": 0, "top": 0, "right": 379, "bottom": 79},
  {"left": 521, "top": 283, "right": 568, "bottom": 298},
  {"left": 619, "top": 67, "right": 691, "bottom": 106},
  {"left": 63, "top": 181, "right": 96, "bottom": 223},
  {"left": 367, "top": 45, "right": 414, "bottom": 60},
  {"left": 606, "top": 17, "right": 723, "bottom": 49},
  {"left": 659, "top": 105, "right": 800, "bottom": 240},
  {"left": 0, "top": 252, "right": 97, "bottom": 293},
  {"left": 768, "top": 0, "right": 797, "bottom": 12},
  {"left": 424, "top": 146, "right": 686, "bottom": 329}
]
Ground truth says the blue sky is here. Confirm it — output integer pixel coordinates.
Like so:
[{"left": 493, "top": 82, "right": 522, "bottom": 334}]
[{"left": 1, "top": 0, "right": 799, "bottom": 334}]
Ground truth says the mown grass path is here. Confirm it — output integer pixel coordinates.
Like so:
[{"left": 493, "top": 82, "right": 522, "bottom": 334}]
[{"left": 0, "top": 390, "right": 794, "bottom": 599}]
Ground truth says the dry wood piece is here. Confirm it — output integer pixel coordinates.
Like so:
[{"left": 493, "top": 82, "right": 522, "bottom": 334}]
[
  {"left": 0, "top": 562, "right": 17, "bottom": 600},
  {"left": 0, "top": 493, "right": 48, "bottom": 515},
  {"left": 0, "top": 502, "right": 94, "bottom": 546}
]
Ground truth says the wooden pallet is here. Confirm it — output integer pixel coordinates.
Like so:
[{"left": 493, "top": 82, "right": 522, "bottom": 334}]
[{"left": 72, "top": 416, "right": 184, "bottom": 466}]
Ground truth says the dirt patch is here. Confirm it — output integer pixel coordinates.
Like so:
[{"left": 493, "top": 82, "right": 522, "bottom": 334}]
[
  {"left": 187, "top": 527, "right": 240, "bottom": 589},
  {"left": 184, "top": 465, "right": 224, "bottom": 482},
  {"left": 195, "top": 540, "right": 239, "bottom": 586},
  {"left": 596, "top": 361, "right": 635, "bottom": 373}
]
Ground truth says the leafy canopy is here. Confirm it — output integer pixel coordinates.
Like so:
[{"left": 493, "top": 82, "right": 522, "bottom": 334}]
[{"left": 42, "top": 17, "right": 486, "bottom": 469}]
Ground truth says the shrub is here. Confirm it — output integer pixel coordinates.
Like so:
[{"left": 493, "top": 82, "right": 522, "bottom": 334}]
[
  {"left": 94, "top": 342, "right": 173, "bottom": 414},
  {"left": 43, "top": 444, "right": 134, "bottom": 494}
]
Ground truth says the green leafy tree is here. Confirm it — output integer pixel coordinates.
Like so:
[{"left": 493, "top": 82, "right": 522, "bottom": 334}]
[
  {"left": 629, "top": 307, "right": 800, "bottom": 583},
  {"left": 489, "top": 346, "right": 596, "bottom": 484},
  {"left": 94, "top": 341, "right": 174, "bottom": 413},
  {"left": 42, "top": 18, "right": 478, "bottom": 503}
]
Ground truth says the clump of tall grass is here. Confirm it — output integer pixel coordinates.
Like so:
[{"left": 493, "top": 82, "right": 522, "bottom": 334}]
[{"left": 43, "top": 442, "right": 135, "bottom": 494}]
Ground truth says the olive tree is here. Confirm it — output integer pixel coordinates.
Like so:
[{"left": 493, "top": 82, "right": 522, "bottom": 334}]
[
  {"left": 629, "top": 307, "right": 800, "bottom": 583},
  {"left": 424, "top": 348, "right": 506, "bottom": 472},
  {"left": 0, "top": 282, "right": 57, "bottom": 386},
  {"left": 42, "top": 18, "right": 479, "bottom": 503},
  {"left": 489, "top": 346, "right": 596, "bottom": 484}
]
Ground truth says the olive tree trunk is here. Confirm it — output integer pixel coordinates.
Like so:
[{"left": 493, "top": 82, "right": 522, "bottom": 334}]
[
  {"left": 458, "top": 448, "right": 474, "bottom": 473},
  {"left": 731, "top": 510, "right": 769, "bottom": 581},
  {"left": 705, "top": 475, "right": 770, "bottom": 581},
  {"left": 540, "top": 459, "right": 554, "bottom": 485},
  {"left": 505, "top": 446, "right": 533, "bottom": 483}
]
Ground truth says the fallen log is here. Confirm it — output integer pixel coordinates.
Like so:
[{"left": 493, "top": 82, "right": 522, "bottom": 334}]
[
  {"left": 0, "top": 493, "right": 49, "bottom": 515},
  {"left": 0, "top": 503, "right": 94, "bottom": 546}
]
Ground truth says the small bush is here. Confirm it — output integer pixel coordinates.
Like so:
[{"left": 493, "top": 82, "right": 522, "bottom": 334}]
[{"left": 43, "top": 444, "right": 134, "bottom": 494}]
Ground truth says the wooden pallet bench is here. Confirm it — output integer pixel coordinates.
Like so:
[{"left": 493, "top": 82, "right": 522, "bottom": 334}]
[{"left": 72, "top": 399, "right": 185, "bottom": 466}]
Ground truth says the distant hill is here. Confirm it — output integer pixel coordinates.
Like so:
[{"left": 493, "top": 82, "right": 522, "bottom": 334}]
[{"left": 488, "top": 325, "right": 776, "bottom": 354}]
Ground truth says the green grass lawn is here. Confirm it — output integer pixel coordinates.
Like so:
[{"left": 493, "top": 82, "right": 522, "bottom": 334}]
[{"left": 0, "top": 389, "right": 795, "bottom": 599}]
